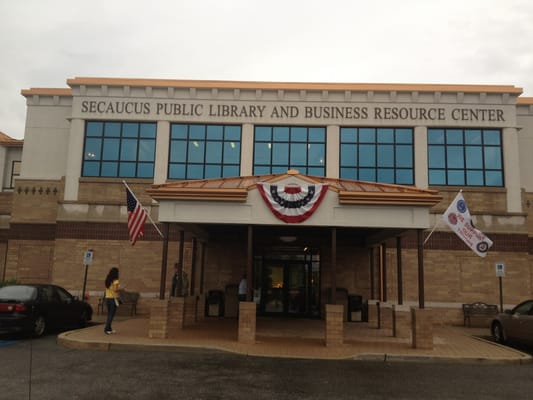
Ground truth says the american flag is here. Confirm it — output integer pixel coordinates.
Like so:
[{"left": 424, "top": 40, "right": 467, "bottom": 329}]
[{"left": 126, "top": 187, "right": 148, "bottom": 245}]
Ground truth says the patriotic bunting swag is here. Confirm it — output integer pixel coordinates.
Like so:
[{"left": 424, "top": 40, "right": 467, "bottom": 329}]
[{"left": 257, "top": 182, "right": 328, "bottom": 223}]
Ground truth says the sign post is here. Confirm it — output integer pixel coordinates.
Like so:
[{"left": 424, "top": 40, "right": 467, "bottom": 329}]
[
  {"left": 495, "top": 262, "right": 505, "bottom": 312},
  {"left": 81, "top": 250, "right": 93, "bottom": 301}
]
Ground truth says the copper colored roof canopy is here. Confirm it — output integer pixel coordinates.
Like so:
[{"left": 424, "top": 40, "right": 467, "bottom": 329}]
[{"left": 148, "top": 170, "right": 442, "bottom": 206}]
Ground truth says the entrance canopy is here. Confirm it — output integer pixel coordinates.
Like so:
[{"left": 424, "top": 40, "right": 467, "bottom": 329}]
[{"left": 148, "top": 170, "right": 442, "bottom": 240}]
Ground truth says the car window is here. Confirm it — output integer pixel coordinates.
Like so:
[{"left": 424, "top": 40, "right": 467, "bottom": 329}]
[
  {"left": 40, "top": 286, "right": 60, "bottom": 303},
  {"left": 513, "top": 301, "right": 533, "bottom": 315},
  {"left": 56, "top": 287, "right": 73, "bottom": 303},
  {"left": 0, "top": 285, "right": 36, "bottom": 301}
]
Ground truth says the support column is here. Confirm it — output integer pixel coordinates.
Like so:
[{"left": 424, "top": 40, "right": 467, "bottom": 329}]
[
  {"left": 396, "top": 236, "right": 403, "bottom": 305},
  {"left": 238, "top": 302, "right": 256, "bottom": 344},
  {"left": 154, "top": 120, "right": 170, "bottom": 184},
  {"left": 331, "top": 228, "right": 337, "bottom": 303},
  {"left": 158, "top": 222, "right": 169, "bottom": 300},
  {"left": 246, "top": 225, "right": 253, "bottom": 301},
  {"left": 411, "top": 307, "right": 433, "bottom": 349},
  {"left": 240, "top": 124, "right": 254, "bottom": 176},
  {"left": 414, "top": 126, "right": 428, "bottom": 189},
  {"left": 325, "top": 304, "right": 344, "bottom": 346},
  {"left": 503, "top": 127, "right": 522, "bottom": 213},
  {"left": 64, "top": 118, "right": 85, "bottom": 201},
  {"left": 417, "top": 229, "right": 425, "bottom": 309},
  {"left": 381, "top": 242, "right": 387, "bottom": 302}
]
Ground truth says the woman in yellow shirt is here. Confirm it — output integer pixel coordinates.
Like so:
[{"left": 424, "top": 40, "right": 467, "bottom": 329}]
[{"left": 104, "top": 267, "right": 120, "bottom": 334}]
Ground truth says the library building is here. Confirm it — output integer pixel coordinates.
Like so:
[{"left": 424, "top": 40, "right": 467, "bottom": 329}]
[{"left": 3, "top": 77, "right": 533, "bottom": 347}]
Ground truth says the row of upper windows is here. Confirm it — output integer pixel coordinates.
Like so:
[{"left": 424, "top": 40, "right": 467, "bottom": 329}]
[{"left": 82, "top": 121, "right": 504, "bottom": 187}]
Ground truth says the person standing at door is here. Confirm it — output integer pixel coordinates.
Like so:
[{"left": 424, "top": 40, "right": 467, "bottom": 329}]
[{"left": 238, "top": 273, "right": 247, "bottom": 302}]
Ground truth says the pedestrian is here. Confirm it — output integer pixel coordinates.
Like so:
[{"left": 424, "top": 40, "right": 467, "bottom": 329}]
[
  {"left": 238, "top": 273, "right": 247, "bottom": 302},
  {"left": 104, "top": 267, "right": 121, "bottom": 335}
]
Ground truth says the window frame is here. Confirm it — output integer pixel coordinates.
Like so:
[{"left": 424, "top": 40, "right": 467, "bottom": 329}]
[
  {"left": 168, "top": 123, "right": 242, "bottom": 180},
  {"left": 427, "top": 128, "right": 504, "bottom": 187},
  {"left": 82, "top": 121, "right": 156, "bottom": 178},
  {"left": 339, "top": 127, "right": 414, "bottom": 184},
  {"left": 253, "top": 125, "right": 326, "bottom": 176}
]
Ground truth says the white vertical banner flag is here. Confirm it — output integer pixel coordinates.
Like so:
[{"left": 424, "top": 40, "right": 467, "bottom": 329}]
[{"left": 442, "top": 192, "right": 493, "bottom": 257}]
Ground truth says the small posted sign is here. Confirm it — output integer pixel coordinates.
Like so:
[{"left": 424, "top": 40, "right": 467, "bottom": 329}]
[
  {"left": 495, "top": 262, "right": 505, "bottom": 277},
  {"left": 83, "top": 250, "right": 94, "bottom": 266}
]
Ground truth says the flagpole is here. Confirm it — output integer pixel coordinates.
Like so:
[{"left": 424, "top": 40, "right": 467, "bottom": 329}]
[
  {"left": 423, "top": 219, "right": 439, "bottom": 245},
  {"left": 122, "top": 180, "right": 165, "bottom": 239}
]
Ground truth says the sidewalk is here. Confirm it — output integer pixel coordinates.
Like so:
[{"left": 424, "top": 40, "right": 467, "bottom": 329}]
[{"left": 58, "top": 316, "right": 532, "bottom": 364}]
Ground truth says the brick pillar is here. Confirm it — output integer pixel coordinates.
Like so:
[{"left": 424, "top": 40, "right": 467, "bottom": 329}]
[
  {"left": 168, "top": 297, "right": 185, "bottom": 335},
  {"left": 238, "top": 301, "right": 256, "bottom": 344},
  {"left": 411, "top": 307, "right": 433, "bottom": 349},
  {"left": 183, "top": 296, "right": 196, "bottom": 326},
  {"left": 393, "top": 304, "right": 412, "bottom": 339},
  {"left": 325, "top": 304, "right": 344, "bottom": 347},
  {"left": 367, "top": 300, "right": 380, "bottom": 328},
  {"left": 380, "top": 302, "right": 393, "bottom": 332},
  {"left": 148, "top": 299, "right": 170, "bottom": 339}
]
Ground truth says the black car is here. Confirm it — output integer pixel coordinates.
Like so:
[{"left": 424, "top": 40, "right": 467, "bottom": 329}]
[{"left": 0, "top": 284, "right": 93, "bottom": 337}]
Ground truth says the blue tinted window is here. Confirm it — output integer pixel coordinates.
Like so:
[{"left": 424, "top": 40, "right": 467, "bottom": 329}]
[
  {"left": 290, "top": 143, "right": 307, "bottom": 165},
  {"left": 377, "top": 128, "right": 394, "bottom": 143},
  {"left": 86, "top": 122, "right": 103, "bottom": 137},
  {"left": 428, "top": 128, "right": 503, "bottom": 187},
  {"left": 140, "top": 123, "right": 156, "bottom": 138},
  {"left": 82, "top": 121, "right": 156, "bottom": 178},
  {"left": 104, "top": 122, "right": 121, "bottom": 137},
  {"left": 273, "top": 127, "right": 289, "bottom": 141},
  {"left": 138, "top": 163, "right": 154, "bottom": 178},
  {"left": 121, "top": 139, "right": 137, "bottom": 161},
  {"left": 359, "top": 128, "right": 375, "bottom": 142},
  {"left": 85, "top": 138, "right": 101, "bottom": 160},
  {"left": 253, "top": 126, "right": 326, "bottom": 175},
  {"left": 377, "top": 145, "right": 394, "bottom": 167},
  {"left": 292, "top": 127, "right": 307, "bottom": 142},
  {"left": 169, "top": 124, "right": 241, "bottom": 179},
  {"left": 340, "top": 127, "right": 413, "bottom": 184},
  {"left": 103, "top": 138, "right": 120, "bottom": 159},
  {"left": 206, "top": 142, "right": 222, "bottom": 163},
  {"left": 359, "top": 145, "right": 375, "bottom": 167},
  {"left": 272, "top": 143, "right": 289, "bottom": 164},
  {"left": 123, "top": 123, "right": 138, "bottom": 138}
]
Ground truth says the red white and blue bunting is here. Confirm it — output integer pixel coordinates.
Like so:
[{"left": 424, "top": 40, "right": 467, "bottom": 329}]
[{"left": 256, "top": 182, "right": 329, "bottom": 223}]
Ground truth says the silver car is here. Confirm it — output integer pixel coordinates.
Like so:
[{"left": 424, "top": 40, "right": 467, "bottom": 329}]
[{"left": 491, "top": 299, "right": 533, "bottom": 345}]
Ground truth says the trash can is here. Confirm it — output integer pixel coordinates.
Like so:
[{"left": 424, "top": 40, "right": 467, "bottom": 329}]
[
  {"left": 348, "top": 294, "right": 365, "bottom": 322},
  {"left": 205, "top": 290, "right": 224, "bottom": 317}
]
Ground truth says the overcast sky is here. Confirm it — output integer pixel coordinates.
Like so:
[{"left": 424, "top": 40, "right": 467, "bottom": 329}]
[{"left": 1, "top": 0, "right": 532, "bottom": 139}]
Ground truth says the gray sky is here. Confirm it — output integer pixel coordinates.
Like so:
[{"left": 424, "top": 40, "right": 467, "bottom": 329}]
[{"left": 1, "top": 0, "right": 532, "bottom": 139}]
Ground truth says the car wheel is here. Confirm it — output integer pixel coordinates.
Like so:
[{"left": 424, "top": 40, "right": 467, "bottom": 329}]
[
  {"left": 33, "top": 315, "right": 46, "bottom": 337},
  {"left": 491, "top": 321, "right": 506, "bottom": 344}
]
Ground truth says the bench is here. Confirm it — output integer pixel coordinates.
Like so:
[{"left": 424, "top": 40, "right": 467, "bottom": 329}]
[
  {"left": 462, "top": 302, "right": 499, "bottom": 327},
  {"left": 97, "top": 290, "right": 140, "bottom": 316}
]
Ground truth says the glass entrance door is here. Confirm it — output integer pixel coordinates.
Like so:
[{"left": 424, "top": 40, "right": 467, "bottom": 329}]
[{"left": 256, "top": 252, "right": 320, "bottom": 317}]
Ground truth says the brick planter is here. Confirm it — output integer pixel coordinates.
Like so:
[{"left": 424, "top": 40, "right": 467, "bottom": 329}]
[
  {"left": 325, "top": 304, "right": 344, "bottom": 346},
  {"left": 411, "top": 307, "right": 434, "bottom": 349},
  {"left": 238, "top": 302, "right": 256, "bottom": 344}
]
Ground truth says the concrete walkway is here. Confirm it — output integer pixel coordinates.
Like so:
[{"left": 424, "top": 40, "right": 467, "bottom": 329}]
[{"left": 58, "top": 316, "right": 532, "bottom": 364}]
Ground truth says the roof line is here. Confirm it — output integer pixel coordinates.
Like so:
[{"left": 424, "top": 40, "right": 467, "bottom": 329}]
[{"left": 65, "top": 77, "right": 523, "bottom": 94}]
